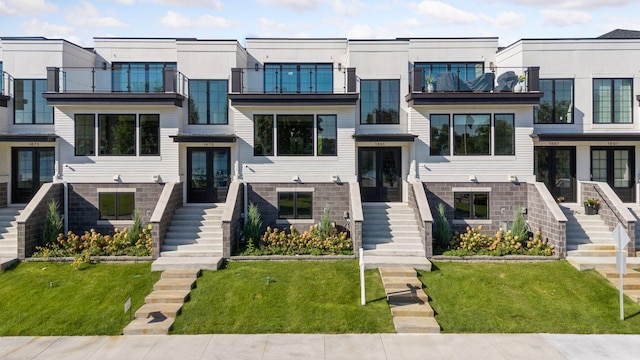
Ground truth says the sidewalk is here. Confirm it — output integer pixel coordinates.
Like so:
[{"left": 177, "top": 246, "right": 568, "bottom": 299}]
[{"left": 1, "top": 333, "right": 640, "bottom": 360}]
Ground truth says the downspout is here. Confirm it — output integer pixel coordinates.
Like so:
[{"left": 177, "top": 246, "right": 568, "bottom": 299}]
[{"left": 63, "top": 181, "right": 69, "bottom": 234}]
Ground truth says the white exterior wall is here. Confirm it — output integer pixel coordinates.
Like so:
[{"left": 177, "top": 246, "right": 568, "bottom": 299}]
[
  {"left": 54, "top": 105, "right": 181, "bottom": 183},
  {"left": 234, "top": 106, "right": 357, "bottom": 183}
]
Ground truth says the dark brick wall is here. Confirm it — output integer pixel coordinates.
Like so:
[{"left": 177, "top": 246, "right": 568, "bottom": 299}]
[
  {"left": 425, "top": 182, "right": 528, "bottom": 234},
  {"left": 150, "top": 183, "right": 183, "bottom": 259},
  {"left": 0, "top": 183, "right": 7, "bottom": 208},
  {"left": 248, "top": 182, "right": 350, "bottom": 231},
  {"left": 17, "top": 183, "right": 64, "bottom": 258},
  {"left": 527, "top": 183, "right": 566, "bottom": 258},
  {"left": 68, "top": 183, "right": 164, "bottom": 234}
]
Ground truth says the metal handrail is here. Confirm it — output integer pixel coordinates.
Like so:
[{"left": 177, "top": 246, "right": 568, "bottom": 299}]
[{"left": 593, "top": 186, "right": 627, "bottom": 229}]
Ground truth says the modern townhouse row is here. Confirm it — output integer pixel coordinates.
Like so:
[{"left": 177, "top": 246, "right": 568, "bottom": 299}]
[{"left": 1, "top": 29, "right": 639, "bottom": 268}]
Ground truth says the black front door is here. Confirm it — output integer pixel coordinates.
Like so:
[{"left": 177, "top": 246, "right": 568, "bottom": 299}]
[
  {"left": 12, "top": 147, "right": 55, "bottom": 204},
  {"left": 358, "top": 147, "right": 402, "bottom": 202},
  {"left": 187, "top": 147, "right": 230, "bottom": 203},
  {"left": 591, "top": 147, "right": 635, "bottom": 202},
  {"left": 535, "top": 146, "right": 576, "bottom": 202}
]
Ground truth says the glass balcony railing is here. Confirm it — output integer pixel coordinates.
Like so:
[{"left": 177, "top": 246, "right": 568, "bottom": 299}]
[
  {"left": 46, "top": 66, "right": 189, "bottom": 96},
  {"left": 410, "top": 66, "right": 539, "bottom": 93},
  {"left": 230, "top": 66, "right": 357, "bottom": 94}
]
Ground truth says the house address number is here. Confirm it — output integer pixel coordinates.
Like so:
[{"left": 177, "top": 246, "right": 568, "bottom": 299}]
[
  {"left": 29, "top": 142, "right": 40, "bottom": 146},
  {"left": 375, "top": 142, "right": 385, "bottom": 146}
]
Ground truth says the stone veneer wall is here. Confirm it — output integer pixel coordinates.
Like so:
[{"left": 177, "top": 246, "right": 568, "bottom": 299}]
[
  {"left": 17, "top": 183, "right": 64, "bottom": 259},
  {"left": 581, "top": 181, "right": 636, "bottom": 256},
  {"left": 222, "top": 182, "right": 244, "bottom": 257},
  {"left": 408, "top": 181, "right": 433, "bottom": 257},
  {"left": 527, "top": 183, "right": 567, "bottom": 258},
  {"left": 68, "top": 183, "right": 164, "bottom": 235},
  {"left": 150, "top": 183, "right": 183, "bottom": 259},
  {"left": 248, "top": 182, "right": 350, "bottom": 232},
  {"left": 0, "top": 183, "right": 7, "bottom": 208},
  {"left": 425, "top": 182, "right": 528, "bottom": 235}
]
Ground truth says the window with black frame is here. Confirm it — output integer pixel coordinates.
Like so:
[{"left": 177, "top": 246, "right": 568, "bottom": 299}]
[
  {"left": 453, "top": 114, "right": 491, "bottom": 155},
  {"left": 360, "top": 79, "right": 400, "bottom": 124},
  {"left": 188, "top": 79, "right": 228, "bottom": 124},
  {"left": 264, "top": 63, "right": 332, "bottom": 94},
  {"left": 278, "top": 192, "right": 313, "bottom": 219},
  {"left": 593, "top": 78, "right": 632, "bottom": 124},
  {"left": 14, "top": 79, "right": 53, "bottom": 124},
  {"left": 535, "top": 79, "right": 574, "bottom": 124},
  {"left": 430, "top": 114, "right": 450, "bottom": 156},
  {"left": 454, "top": 192, "right": 489, "bottom": 219},
  {"left": 99, "top": 192, "right": 135, "bottom": 220}
]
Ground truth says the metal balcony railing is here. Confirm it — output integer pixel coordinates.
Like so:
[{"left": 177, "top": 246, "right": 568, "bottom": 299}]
[
  {"left": 230, "top": 66, "right": 357, "bottom": 94},
  {"left": 410, "top": 66, "right": 540, "bottom": 94}
]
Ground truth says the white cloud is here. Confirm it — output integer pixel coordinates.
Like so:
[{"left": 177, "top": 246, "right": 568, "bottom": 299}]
[
  {"left": 597, "top": 16, "right": 640, "bottom": 33},
  {"left": 410, "top": 1, "right": 478, "bottom": 25},
  {"left": 66, "top": 1, "right": 128, "bottom": 28},
  {"left": 542, "top": 9, "right": 592, "bottom": 26},
  {"left": 511, "top": 0, "right": 631, "bottom": 10},
  {"left": 19, "top": 18, "right": 73, "bottom": 37},
  {"left": 331, "top": 0, "right": 365, "bottom": 16},
  {"left": 257, "top": 0, "right": 320, "bottom": 13},
  {"left": 482, "top": 11, "right": 526, "bottom": 30},
  {"left": 161, "top": 10, "right": 232, "bottom": 29},
  {"left": 0, "top": 0, "right": 56, "bottom": 16},
  {"left": 259, "top": 17, "right": 292, "bottom": 33},
  {"left": 345, "top": 23, "right": 377, "bottom": 38},
  {"left": 153, "top": 0, "right": 223, "bottom": 9},
  {"left": 108, "top": 0, "right": 136, "bottom": 4}
]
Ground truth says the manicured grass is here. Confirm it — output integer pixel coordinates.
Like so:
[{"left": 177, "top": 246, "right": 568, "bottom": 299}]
[
  {"left": 171, "top": 260, "right": 394, "bottom": 334},
  {"left": 418, "top": 261, "right": 640, "bottom": 333},
  {"left": 0, "top": 262, "right": 159, "bottom": 336}
]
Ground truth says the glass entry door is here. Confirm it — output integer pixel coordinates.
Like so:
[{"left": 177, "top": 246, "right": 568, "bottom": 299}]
[
  {"left": 11, "top": 147, "right": 55, "bottom": 204},
  {"left": 534, "top": 147, "right": 576, "bottom": 202},
  {"left": 187, "top": 147, "right": 230, "bottom": 203},
  {"left": 358, "top": 147, "right": 402, "bottom": 202},
  {"left": 591, "top": 147, "right": 635, "bottom": 202}
]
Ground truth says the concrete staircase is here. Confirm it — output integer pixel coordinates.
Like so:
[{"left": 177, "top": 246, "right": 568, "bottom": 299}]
[
  {"left": 0, "top": 205, "right": 23, "bottom": 271},
  {"left": 626, "top": 203, "right": 640, "bottom": 256},
  {"left": 379, "top": 267, "right": 439, "bottom": 333},
  {"left": 152, "top": 205, "right": 224, "bottom": 271},
  {"left": 595, "top": 267, "right": 640, "bottom": 304},
  {"left": 123, "top": 268, "right": 200, "bottom": 335},
  {"left": 362, "top": 203, "right": 431, "bottom": 270}
]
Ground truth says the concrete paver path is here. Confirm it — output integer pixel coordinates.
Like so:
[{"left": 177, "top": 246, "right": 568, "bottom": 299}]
[{"left": 1, "top": 334, "right": 640, "bottom": 359}]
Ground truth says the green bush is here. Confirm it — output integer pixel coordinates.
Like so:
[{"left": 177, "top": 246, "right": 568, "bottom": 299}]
[
  {"left": 238, "top": 224, "right": 353, "bottom": 256},
  {"left": 243, "top": 202, "right": 262, "bottom": 251},
  {"left": 128, "top": 210, "right": 142, "bottom": 246},
  {"left": 33, "top": 227, "right": 153, "bottom": 258},
  {"left": 511, "top": 207, "right": 528, "bottom": 243},
  {"left": 42, "top": 200, "right": 63, "bottom": 246},
  {"left": 433, "top": 203, "right": 452, "bottom": 251},
  {"left": 445, "top": 226, "right": 554, "bottom": 256},
  {"left": 318, "top": 207, "right": 333, "bottom": 241}
]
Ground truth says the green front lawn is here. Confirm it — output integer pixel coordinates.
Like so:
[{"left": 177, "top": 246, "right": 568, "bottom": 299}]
[
  {"left": 171, "top": 260, "right": 394, "bottom": 334},
  {"left": 0, "top": 262, "right": 159, "bottom": 336},
  {"left": 419, "top": 261, "right": 640, "bottom": 333}
]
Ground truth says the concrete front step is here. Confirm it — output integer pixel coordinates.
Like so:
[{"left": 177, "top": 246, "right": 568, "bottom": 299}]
[
  {"left": 162, "top": 239, "right": 220, "bottom": 246},
  {"left": 364, "top": 249, "right": 426, "bottom": 257},
  {"left": 596, "top": 267, "right": 640, "bottom": 279},
  {"left": 387, "top": 290, "right": 429, "bottom": 304},
  {"left": 162, "top": 268, "right": 201, "bottom": 279},
  {"left": 364, "top": 242, "right": 424, "bottom": 250},
  {"left": 0, "top": 257, "right": 18, "bottom": 271},
  {"left": 567, "top": 256, "right": 640, "bottom": 271},
  {"left": 145, "top": 290, "right": 191, "bottom": 304},
  {"left": 165, "top": 233, "right": 222, "bottom": 240},
  {"left": 135, "top": 303, "right": 183, "bottom": 318},
  {"left": 153, "top": 278, "right": 196, "bottom": 291},
  {"left": 364, "top": 236, "right": 423, "bottom": 244},
  {"left": 381, "top": 276, "right": 423, "bottom": 288},
  {"left": 567, "top": 243, "right": 617, "bottom": 251},
  {"left": 365, "top": 256, "right": 431, "bottom": 270},
  {"left": 567, "top": 250, "right": 622, "bottom": 257},
  {"left": 393, "top": 316, "right": 440, "bottom": 333},
  {"left": 161, "top": 244, "right": 222, "bottom": 252},
  {"left": 379, "top": 267, "right": 416, "bottom": 278},
  {"left": 151, "top": 256, "right": 223, "bottom": 271},
  {"left": 390, "top": 302, "right": 434, "bottom": 317},
  {"left": 123, "top": 317, "right": 175, "bottom": 335},
  {"left": 160, "top": 250, "right": 222, "bottom": 258}
]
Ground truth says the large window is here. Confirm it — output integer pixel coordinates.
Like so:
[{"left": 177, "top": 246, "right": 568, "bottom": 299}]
[
  {"left": 535, "top": 79, "right": 574, "bottom": 124},
  {"left": 277, "top": 115, "right": 314, "bottom": 156},
  {"left": 189, "top": 79, "right": 228, "bottom": 124},
  {"left": 593, "top": 79, "right": 633, "bottom": 124},
  {"left": 14, "top": 79, "right": 53, "bottom": 124},
  {"left": 75, "top": 114, "right": 95, "bottom": 156},
  {"left": 99, "top": 192, "right": 135, "bottom": 220},
  {"left": 317, "top": 115, "right": 337, "bottom": 156},
  {"left": 430, "top": 114, "right": 450, "bottom": 156},
  {"left": 254, "top": 114, "right": 337, "bottom": 156},
  {"left": 99, "top": 114, "right": 135, "bottom": 155},
  {"left": 139, "top": 114, "right": 160, "bottom": 156},
  {"left": 360, "top": 79, "right": 400, "bottom": 124},
  {"left": 454, "top": 192, "right": 489, "bottom": 219},
  {"left": 254, "top": 115, "right": 274, "bottom": 156},
  {"left": 494, "top": 114, "right": 515, "bottom": 156},
  {"left": 415, "top": 62, "right": 483, "bottom": 90},
  {"left": 278, "top": 192, "right": 313, "bottom": 219},
  {"left": 264, "top": 63, "right": 332, "bottom": 94},
  {"left": 112, "top": 62, "right": 176, "bottom": 93},
  {"left": 453, "top": 114, "right": 491, "bottom": 155}
]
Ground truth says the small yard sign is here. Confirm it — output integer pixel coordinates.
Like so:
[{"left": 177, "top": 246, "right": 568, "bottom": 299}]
[{"left": 124, "top": 296, "right": 131, "bottom": 314}]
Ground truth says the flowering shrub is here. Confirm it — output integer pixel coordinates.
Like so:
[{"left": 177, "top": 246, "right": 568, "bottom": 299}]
[
  {"left": 33, "top": 227, "right": 153, "bottom": 258},
  {"left": 238, "top": 224, "right": 353, "bottom": 256},
  {"left": 444, "top": 225, "right": 554, "bottom": 256},
  {"left": 584, "top": 198, "right": 600, "bottom": 208}
]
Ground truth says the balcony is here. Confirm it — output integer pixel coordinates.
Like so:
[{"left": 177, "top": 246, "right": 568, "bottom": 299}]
[
  {"left": 42, "top": 66, "right": 188, "bottom": 107},
  {"left": 229, "top": 65, "right": 358, "bottom": 106},
  {"left": 0, "top": 71, "right": 12, "bottom": 107},
  {"left": 406, "top": 66, "right": 543, "bottom": 106}
]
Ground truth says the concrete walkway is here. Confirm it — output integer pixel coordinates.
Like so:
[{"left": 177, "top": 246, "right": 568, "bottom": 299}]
[{"left": 1, "top": 334, "right": 640, "bottom": 359}]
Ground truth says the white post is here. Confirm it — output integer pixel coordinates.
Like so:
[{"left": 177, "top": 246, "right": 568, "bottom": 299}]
[
  {"left": 359, "top": 247, "right": 365, "bottom": 306},
  {"left": 620, "top": 270, "right": 624, "bottom": 321}
]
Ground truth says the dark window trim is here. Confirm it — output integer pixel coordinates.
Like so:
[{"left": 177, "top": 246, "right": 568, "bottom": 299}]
[
  {"left": 429, "top": 113, "right": 450, "bottom": 156},
  {"left": 14, "top": 79, "right": 54, "bottom": 125},
  {"left": 99, "top": 192, "right": 135, "bottom": 220},
  {"left": 494, "top": 113, "right": 515, "bottom": 156},
  {"left": 452, "top": 113, "right": 492, "bottom": 156},
  {"left": 254, "top": 114, "right": 274, "bottom": 156},
  {"left": 454, "top": 192, "right": 490, "bottom": 220},
  {"left": 316, "top": 114, "right": 337, "bottom": 156},
  {"left": 360, "top": 79, "right": 400, "bottom": 125},
  {"left": 263, "top": 63, "right": 333, "bottom": 94},
  {"left": 276, "top": 114, "right": 314, "bottom": 156},
  {"left": 535, "top": 78, "right": 574, "bottom": 124},
  {"left": 254, "top": 114, "right": 338, "bottom": 157},
  {"left": 139, "top": 113, "right": 160, "bottom": 156},
  {"left": 188, "top": 79, "right": 229, "bottom": 125},
  {"left": 592, "top": 78, "right": 634, "bottom": 124},
  {"left": 74, "top": 113, "right": 95, "bottom": 156},
  {"left": 111, "top": 62, "right": 177, "bottom": 93},
  {"left": 277, "top": 191, "right": 314, "bottom": 219}
]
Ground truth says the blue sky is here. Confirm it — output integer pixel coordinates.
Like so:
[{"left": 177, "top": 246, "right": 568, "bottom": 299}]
[{"left": 0, "top": 0, "right": 639, "bottom": 47}]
